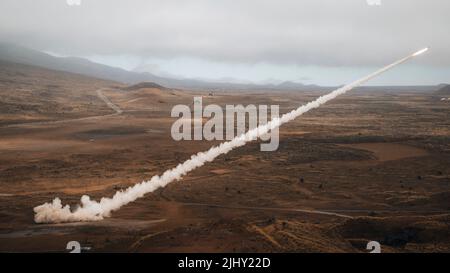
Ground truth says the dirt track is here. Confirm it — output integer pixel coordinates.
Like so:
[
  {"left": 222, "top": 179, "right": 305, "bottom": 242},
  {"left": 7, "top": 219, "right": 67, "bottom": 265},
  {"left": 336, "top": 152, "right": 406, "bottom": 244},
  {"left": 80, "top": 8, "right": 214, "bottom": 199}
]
[{"left": 2, "top": 88, "right": 122, "bottom": 128}]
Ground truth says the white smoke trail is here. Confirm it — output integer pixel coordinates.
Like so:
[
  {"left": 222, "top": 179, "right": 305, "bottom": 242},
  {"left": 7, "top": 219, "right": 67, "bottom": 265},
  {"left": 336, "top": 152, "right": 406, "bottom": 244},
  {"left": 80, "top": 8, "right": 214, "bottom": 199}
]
[{"left": 33, "top": 48, "right": 428, "bottom": 223}]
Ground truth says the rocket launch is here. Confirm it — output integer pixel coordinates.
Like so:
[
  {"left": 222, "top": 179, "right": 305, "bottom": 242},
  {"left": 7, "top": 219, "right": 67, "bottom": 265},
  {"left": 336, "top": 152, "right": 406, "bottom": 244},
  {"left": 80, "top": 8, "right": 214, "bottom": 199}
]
[{"left": 33, "top": 47, "right": 429, "bottom": 224}]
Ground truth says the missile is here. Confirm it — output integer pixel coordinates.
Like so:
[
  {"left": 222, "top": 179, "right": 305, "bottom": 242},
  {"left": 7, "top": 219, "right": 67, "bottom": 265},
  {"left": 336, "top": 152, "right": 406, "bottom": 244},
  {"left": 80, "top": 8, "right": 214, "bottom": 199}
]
[{"left": 413, "top": 47, "right": 429, "bottom": 57}]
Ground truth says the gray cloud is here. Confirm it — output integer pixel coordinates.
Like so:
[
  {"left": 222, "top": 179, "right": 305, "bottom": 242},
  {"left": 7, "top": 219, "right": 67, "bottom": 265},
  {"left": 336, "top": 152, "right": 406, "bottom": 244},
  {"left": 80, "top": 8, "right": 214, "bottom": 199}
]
[{"left": 0, "top": 0, "right": 449, "bottom": 67}]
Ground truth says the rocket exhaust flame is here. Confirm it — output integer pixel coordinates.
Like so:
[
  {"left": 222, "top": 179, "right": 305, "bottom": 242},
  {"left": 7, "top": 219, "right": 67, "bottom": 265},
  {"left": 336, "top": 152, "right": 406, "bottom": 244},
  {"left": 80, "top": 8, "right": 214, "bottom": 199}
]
[
  {"left": 33, "top": 48, "right": 429, "bottom": 223},
  {"left": 413, "top": 47, "right": 429, "bottom": 57}
]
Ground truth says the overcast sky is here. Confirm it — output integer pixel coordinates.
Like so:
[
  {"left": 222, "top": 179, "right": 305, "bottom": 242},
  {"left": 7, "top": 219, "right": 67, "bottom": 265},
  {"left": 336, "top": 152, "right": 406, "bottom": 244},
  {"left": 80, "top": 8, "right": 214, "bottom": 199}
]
[{"left": 0, "top": 0, "right": 449, "bottom": 85}]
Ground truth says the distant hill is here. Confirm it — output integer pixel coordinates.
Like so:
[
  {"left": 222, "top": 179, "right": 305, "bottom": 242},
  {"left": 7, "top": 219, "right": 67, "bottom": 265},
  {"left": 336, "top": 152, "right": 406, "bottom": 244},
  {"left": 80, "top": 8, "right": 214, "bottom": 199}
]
[
  {"left": 435, "top": 84, "right": 450, "bottom": 95},
  {"left": 0, "top": 43, "right": 171, "bottom": 85},
  {"left": 0, "top": 43, "right": 241, "bottom": 89},
  {"left": 124, "top": 82, "right": 168, "bottom": 91},
  {"left": 0, "top": 60, "right": 118, "bottom": 125},
  {"left": 0, "top": 43, "right": 443, "bottom": 92},
  {"left": 0, "top": 43, "right": 324, "bottom": 91}
]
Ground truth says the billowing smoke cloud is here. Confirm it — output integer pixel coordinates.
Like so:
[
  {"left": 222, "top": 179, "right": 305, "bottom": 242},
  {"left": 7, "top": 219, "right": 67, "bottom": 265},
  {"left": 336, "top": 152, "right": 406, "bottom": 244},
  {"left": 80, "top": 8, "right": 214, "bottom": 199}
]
[{"left": 33, "top": 48, "right": 428, "bottom": 223}]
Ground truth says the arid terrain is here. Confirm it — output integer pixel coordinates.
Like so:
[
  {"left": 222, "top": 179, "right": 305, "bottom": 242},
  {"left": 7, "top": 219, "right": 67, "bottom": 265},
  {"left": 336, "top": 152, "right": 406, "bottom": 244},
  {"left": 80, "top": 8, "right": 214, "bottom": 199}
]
[{"left": 1, "top": 61, "right": 450, "bottom": 252}]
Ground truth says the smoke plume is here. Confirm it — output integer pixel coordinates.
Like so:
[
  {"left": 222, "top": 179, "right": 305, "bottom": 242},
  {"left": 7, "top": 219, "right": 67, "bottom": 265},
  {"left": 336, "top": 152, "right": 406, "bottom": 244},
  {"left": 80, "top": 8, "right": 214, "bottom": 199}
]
[{"left": 33, "top": 48, "right": 428, "bottom": 223}]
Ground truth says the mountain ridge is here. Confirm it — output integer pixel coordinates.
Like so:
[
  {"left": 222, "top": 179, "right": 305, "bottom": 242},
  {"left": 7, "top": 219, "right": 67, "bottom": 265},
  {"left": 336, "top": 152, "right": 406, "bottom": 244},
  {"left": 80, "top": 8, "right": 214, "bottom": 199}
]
[{"left": 0, "top": 43, "right": 443, "bottom": 92}]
